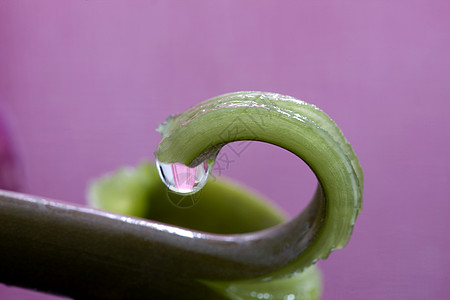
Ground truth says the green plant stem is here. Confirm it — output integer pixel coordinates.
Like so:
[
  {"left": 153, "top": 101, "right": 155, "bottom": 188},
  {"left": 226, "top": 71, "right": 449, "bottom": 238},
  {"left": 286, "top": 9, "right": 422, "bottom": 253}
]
[
  {"left": 0, "top": 91, "right": 362, "bottom": 299},
  {"left": 155, "top": 91, "right": 363, "bottom": 280}
]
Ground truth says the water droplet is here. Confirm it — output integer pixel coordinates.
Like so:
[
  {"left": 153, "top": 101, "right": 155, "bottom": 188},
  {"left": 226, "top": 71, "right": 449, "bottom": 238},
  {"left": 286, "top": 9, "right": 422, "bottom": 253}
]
[{"left": 156, "top": 159, "right": 214, "bottom": 195}]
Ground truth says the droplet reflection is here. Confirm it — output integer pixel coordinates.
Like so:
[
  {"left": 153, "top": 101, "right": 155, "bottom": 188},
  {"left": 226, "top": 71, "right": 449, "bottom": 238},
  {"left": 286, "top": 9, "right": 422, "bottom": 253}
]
[{"left": 156, "top": 159, "right": 213, "bottom": 195}]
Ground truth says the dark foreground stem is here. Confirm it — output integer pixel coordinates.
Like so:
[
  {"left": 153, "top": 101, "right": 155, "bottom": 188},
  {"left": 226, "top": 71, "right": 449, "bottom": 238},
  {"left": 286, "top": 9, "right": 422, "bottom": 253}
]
[{"left": 0, "top": 190, "right": 229, "bottom": 299}]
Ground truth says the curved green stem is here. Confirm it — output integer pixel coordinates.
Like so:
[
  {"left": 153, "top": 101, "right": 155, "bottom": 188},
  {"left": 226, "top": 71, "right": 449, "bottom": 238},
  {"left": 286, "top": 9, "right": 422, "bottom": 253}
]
[
  {"left": 0, "top": 91, "right": 362, "bottom": 299},
  {"left": 155, "top": 91, "right": 363, "bottom": 280}
]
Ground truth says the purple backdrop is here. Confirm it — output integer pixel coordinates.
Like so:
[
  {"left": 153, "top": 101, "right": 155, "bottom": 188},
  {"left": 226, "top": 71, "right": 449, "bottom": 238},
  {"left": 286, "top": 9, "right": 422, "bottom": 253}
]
[{"left": 1, "top": 1, "right": 449, "bottom": 299}]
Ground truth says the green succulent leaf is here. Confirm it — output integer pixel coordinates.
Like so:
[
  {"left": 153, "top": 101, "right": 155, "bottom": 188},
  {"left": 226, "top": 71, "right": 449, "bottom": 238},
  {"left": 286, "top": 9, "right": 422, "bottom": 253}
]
[{"left": 89, "top": 162, "right": 322, "bottom": 299}]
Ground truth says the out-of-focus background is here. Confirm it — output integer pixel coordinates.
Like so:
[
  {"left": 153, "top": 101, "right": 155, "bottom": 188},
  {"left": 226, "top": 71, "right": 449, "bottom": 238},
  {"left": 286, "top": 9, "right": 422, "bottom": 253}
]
[{"left": 1, "top": 1, "right": 449, "bottom": 299}]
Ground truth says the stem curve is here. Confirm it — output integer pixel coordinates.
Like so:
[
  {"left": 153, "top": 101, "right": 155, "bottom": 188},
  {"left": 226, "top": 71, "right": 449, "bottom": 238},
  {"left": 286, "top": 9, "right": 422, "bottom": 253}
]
[{"left": 155, "top": 91, "right": 363, "bottom": 280}]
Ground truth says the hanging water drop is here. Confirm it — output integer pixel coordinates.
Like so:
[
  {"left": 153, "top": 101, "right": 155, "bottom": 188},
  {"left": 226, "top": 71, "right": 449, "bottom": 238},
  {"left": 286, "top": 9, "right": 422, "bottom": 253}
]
[{"left": 156, "top": 159, "right": 213, "bottom": 195}]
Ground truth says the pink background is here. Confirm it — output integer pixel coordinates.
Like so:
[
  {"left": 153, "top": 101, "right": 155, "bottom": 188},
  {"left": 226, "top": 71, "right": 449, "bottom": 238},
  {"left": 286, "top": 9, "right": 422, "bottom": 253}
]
[{"left": 1, "top": 1, "right": 449, "bottom": 299}]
